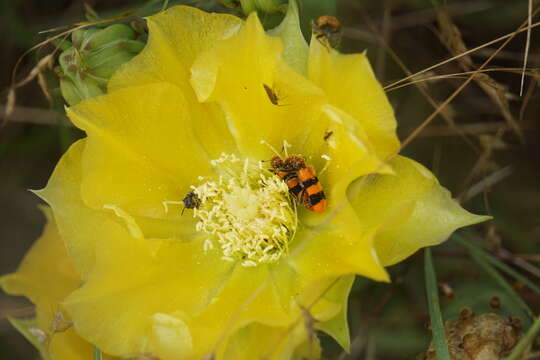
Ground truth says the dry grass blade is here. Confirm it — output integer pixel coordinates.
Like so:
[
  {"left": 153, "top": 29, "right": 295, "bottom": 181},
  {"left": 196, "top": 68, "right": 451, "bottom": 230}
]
[
  {"left": 399, "top": 5, "right": 540, "bottom": 151},
  {"left": 37, "top": 72, "right": 53, "bottom": 105},
  {"left": 458, "top": 129, "right": 508, "bottom": 195},
  {"left": 0, "top": 306, "right": 35, "bottom": 320},
  {"left": 4, "top": 48, "right": 63, "bottom": 126},
  {"left": 520, "top": 0, "right": 533, "bottom": 96},
  {"left": 385, "top": 67, "right": 537, "bottom": 92},
  {"left": 347, "top": 1, "right": 492, "bottom": 33},
  {"left": 496, "top": 247, "right": 540, "bottom": 280},
  {"left": 435, "top": 6, "right": 524, "bottom": 142},
  {"left": 460, "top": 165, "right": 513, "bottom": 202},
  {"left": 455, "top": 234, "right": 540, "bottom": 297},
  {"left": 358, "top": 5, "right": 479, "bottom": 152},
  {"left": 519, "top": 70, "right": 538, "bottom": 123},
  {"left": 418, "top": 121, "right": 512, "bottom": 138},
  {"left": 0, "top": 105, "right": 69, "bottom": 126},
  {"left": 3, "top": 89, "right": 16, "bottom": 123},
  {"left": 384, "top": 18, "right": 540, "bottom": 91}
]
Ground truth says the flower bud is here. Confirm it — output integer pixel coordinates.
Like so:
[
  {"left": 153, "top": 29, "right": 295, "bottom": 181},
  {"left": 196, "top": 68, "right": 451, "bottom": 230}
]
[
  {"left": 57, "top": 23, "right": 145, "bottom": 105},
  {"left": 58, "top": 76, "right": 82, "bottom": 106},
  {"left": 79, "top": 24, "right": 135, "bottom": 51}
]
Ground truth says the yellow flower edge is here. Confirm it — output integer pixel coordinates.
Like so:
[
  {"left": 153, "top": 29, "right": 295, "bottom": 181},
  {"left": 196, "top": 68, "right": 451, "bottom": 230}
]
[
  {"left": 0, "top": 207, "right": 116, "bottom": 360},
  {"left": 14, "top": 4, "right": 490, "bottom": 360}
]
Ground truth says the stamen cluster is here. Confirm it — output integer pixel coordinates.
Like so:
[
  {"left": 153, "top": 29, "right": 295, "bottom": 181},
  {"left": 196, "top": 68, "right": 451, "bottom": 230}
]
[{"left": 192, "top": 153, "right": 297, "bottom": 266}]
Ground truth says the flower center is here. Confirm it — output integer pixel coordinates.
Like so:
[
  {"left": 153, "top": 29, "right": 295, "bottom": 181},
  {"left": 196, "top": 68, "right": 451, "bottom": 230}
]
[{"left": 191, "top": 153, "right": 297, "bottom": 266}]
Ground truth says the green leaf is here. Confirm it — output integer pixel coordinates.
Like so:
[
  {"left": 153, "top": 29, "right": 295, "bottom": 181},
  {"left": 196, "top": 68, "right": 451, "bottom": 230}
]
[
  {"left": 454, "top": 234, "right": 540, "bottom": 295},
  {"left": 475, "top": 254, "right": 532, "bottom": 317},
  {"left": 424, "top": 248, "right": 451, "bottom": 360},
  {"left": 268, "top": 0, "right": 308, "bottom": 74},
  {"left": 459, "top": 242, "right": 534, "bottom": 319},
  {"left": 94, "top": 346, "right": 103, "bottom": 360}
]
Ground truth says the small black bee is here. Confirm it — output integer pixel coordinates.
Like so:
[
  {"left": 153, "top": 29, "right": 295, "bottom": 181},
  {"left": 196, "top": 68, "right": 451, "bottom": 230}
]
[{"left": 182, "top": 191, "right": 201, "bottom": 215}]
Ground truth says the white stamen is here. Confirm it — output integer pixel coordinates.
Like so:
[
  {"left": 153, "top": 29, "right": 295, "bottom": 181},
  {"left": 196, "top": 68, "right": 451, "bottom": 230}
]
[
  {"left": 203, "top": 239, "right": 214, "bottom": 251},
  {"left": 282, "top": 140, "right": 291, "bottom": 156},
  {"left": 162, "top": 200, "right": 184, "bottom": 214},
  {"left": 320, "top": 153, "right": 332, "bottom": 175},
  {"left": 191, "top": 153, "right": 297, "bottom": 266}
]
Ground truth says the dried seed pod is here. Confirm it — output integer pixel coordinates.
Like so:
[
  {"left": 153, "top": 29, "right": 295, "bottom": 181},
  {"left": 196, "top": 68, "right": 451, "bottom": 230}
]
[{"left": 420, "top": 312, "right": 521, "bottom": 360}]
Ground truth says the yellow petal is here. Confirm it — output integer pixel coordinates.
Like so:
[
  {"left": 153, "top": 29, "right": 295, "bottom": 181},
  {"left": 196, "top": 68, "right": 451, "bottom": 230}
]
[
  {"left": 308, "top": 39, "right": 400, "bottom": 159},
  {"left": 191, "top": 12, "right": 326, "bottom": 159},
  {"left": 62, "top": 236, "right": 234, "bottom": 358},
  {"left": 349, "top": 155, "right": 491, "bottom": 266},
  {"left": 299, "top": 104, "right": 393, "bottom": 226},
  {"left": 67, "top": 83, "right": 213, "bottom": 218},
  {"left": 109, "top": 6, "right": 242, "bottom": 159},
  {"left": 0, "top": 208, "right": 102, "bottom": 360},
  {"left": 219, "top": 322, "right": 321, "bottom": 360},
  {"left": 184, "top": 264, "right": 294, "bottom": 358},
  {"left": 7, "top": 317, "right": 51, "bottom": 359},
  {"left": 178, "top": 261, "right": 348, "bottom": 358},
  {"left": 109, "top": 6, "right": 242, "bottom": 91},
  {"left": 36, "top": 140, "right": 119, "bottom": 279},
  {"left": 49, "top": 329, "right": 103, "bottom": 360},
  {"left": 150, "top": 312, "right": 193, "bottom": 359},
  {"left": 289, "top": 203, "right": 389, "bottom": 282},
  {"left": 0, "top": 208, "right": 80, "bottom": 329},
  {"left": 313, "top": 275, "right": 354, "bottom": 352},
  {"left": 7, "top": 316, "right": 105, "bottom": 360}
]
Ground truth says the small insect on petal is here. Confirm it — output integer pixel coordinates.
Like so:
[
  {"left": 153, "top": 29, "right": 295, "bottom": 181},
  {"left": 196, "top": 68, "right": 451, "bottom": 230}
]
[
  {"left": 312, "top": 15, "right": 342, "bottom": 48},
  {"left": 182, "top": 191, "right": 201, "bottom": 215},
  {"left": 262, "top": 83, "right": 282, "bottom": 106},
  {"left": 270, "top": 154, "right": 327, "bottom": 213},
  {"left": 323, "top": 130, "right": 333, "bottom": 141}
]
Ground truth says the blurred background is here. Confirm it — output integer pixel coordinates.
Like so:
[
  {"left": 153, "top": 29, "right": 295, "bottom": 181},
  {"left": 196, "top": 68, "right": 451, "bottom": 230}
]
[{"left": 0, "top": 0, "right": 539, "bottom": 358}]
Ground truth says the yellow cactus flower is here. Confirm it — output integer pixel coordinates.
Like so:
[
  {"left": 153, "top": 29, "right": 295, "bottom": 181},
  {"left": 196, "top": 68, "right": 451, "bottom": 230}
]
[{"left": 4, "top": 3, "right": 489, "bottom": 360}]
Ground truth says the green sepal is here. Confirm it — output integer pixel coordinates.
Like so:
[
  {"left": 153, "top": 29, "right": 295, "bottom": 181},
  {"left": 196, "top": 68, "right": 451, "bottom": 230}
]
[
  {"left": 84, "top": 45, "right": 140, "bottom": 78},
  {"left": 72, "top": 28, "right": 100, "bottom": 49},
  {"left": 81, "top": 24, "right": 135, "bottom": 51},
  {"left": 60, "top": 76, "right": 84, "bottom": 106},
  {"left": 267, "top": 0, "right": 308, "bottom": 75}
]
